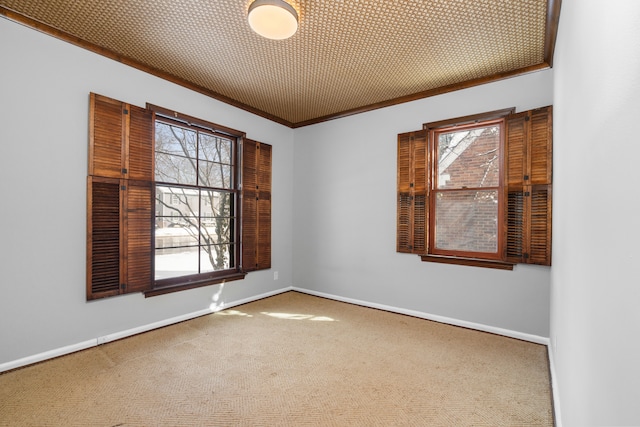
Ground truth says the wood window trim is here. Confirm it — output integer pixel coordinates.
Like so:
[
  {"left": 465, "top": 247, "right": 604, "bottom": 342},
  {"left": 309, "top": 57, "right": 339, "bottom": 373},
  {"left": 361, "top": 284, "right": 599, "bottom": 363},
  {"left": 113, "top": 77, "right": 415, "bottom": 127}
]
[
  {"left": 423, "top": 108, "right": 515, "bottom": 131},
  {"left": 144, "top": 271, "right": 247, "bottom": 298},
  {"left": 147, "top": 103, "right": 245, "bottom": 139},
  {"left": 427, "top": 117, "right": 506, "bottom": 261},
  {"left": 420, "top": 255, "right": 514, "bottom": 270}
]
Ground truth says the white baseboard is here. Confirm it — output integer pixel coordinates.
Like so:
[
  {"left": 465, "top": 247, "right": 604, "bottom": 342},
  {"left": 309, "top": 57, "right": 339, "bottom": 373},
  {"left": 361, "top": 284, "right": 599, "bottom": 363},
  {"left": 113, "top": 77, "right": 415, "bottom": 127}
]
[
  {"left": 97, "top": 307, "right": 213, "bottom": 345},
  {"left": 292, "top": 287, "right": 551, "bottom": 345},
  {"left": 547, "top": 344, "right": 562, "bottom": 427},
  {"left": 0, "top": 339, "right": 98, "bottom": 374},
  {"left": 0, "top": 286, "right": 292, "bottom": 373},
  {"left": 215, "top": 286, "right": 293, "bottom": 312}
]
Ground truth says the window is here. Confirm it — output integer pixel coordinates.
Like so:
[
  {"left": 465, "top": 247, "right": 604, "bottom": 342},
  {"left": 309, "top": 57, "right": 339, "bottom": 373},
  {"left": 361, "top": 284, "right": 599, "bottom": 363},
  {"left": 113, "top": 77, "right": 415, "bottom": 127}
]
[
  {"left": 397, "top": 106, "right": 552, "bottom": 269},
  {"left": 430, "top": 119, "right": 504, "bottom": 260},
  {"left": 153, "top": 118, "right": 239, "bottom": 286},
  {"left": 87, "top": 93, "right": 271, "bottom": 300}
]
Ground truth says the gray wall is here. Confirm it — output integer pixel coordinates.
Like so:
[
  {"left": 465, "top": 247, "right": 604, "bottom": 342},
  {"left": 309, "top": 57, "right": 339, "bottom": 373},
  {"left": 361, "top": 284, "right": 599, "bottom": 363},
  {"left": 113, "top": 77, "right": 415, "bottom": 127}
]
[
  {"left": 551, "top": 0, "right": 640, "bottom": 425},
  {"left": 0, "top": 18, "right": 294, "bottom": 365},
  {"left": 292, "top": 71, "right": 554, "bottom": 339}
]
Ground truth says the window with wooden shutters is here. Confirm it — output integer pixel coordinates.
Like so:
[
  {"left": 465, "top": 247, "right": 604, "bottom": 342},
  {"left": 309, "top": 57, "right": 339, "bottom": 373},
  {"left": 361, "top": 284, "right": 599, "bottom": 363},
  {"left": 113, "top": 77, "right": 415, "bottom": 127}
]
[
  {"left": 396, "top": 130, "right": 427, "bottom": 254},
  {"left": 88, "top": 93, "right": 273, "bottom": 299},
  {"left": 87, "top": 93, "right": 153, "bottom": 299},
  {"left": 396, "top": 106, "right": 552, "bottom": 269},
  {"left": 242, "top": 139, "right": 272, "bottom": 271}
]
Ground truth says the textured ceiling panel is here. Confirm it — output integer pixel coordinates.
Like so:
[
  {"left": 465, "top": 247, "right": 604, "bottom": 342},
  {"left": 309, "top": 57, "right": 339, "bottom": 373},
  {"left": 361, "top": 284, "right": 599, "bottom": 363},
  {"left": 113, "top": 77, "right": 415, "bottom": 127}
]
[{"left": 0, "top": 0, "right": 555, "bottom": 126}]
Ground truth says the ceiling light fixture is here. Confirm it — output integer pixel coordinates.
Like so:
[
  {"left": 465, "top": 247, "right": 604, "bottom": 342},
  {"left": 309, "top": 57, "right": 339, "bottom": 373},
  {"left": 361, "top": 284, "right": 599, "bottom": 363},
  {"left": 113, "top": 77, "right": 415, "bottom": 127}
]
[{"left": 247, "top": 0, "right": 298, "bottom": 40}]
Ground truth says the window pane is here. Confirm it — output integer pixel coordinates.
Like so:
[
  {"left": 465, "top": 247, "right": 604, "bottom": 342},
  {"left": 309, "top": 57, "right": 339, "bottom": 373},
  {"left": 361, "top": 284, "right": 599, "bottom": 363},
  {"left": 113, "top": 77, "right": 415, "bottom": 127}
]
[
  {"left": 199, "top": 133, "right": 232, "bottom": 164},
  {"left": 435, "top": 190, "right": 498, "bottom": 253},
  {"left": 202, "top": 219, "right": 231, "bottom": 243},
  {"left": 156, "top": 186, "right": 200, "bottom": 225},
  {"left": 201, "top": 190, "right": 232, "bottom": 246},
  {"left": 155, "top": 224, "right": 200, "bottom": 249},
  {"left": 155, "top": 122, "right": 197, "bottom": 157},
  {"left": 155, "top": 246, "right": 199, "bottom": 279},
  {"left": 155, "top": 153, "right": 197, "bottom": 185},
  {"left": 155, "top": 122, "right": 198, "bottom": 184},
  {"left": 201, "top": 244, "right": 233, "bottom": 272},
  {"left": 199, "top": 160, "right": 232, "bottom": 188},
  {"left": 437, "top": 125, "right": 500, "bottom": 189},
  {"left": 203, "top": 190, "right": 232, "bottom": 217}
]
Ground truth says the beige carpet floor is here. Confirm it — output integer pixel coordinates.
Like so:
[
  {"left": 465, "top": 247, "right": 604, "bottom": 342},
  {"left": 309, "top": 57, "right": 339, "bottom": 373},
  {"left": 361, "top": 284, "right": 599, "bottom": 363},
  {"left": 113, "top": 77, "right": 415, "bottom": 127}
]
[{"left": 0, "top": 291, "right": 553, "bottom": 426}]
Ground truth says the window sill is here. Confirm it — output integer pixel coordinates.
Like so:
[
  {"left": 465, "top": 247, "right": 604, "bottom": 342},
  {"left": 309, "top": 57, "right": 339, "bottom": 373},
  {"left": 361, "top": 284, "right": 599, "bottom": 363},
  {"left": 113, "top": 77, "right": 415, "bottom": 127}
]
[
  {"left": 145, "top": 271, "right": 246, "bottom": 297},
  {"left": 420, "top": 255, "right": 514, "bottom": 270}
]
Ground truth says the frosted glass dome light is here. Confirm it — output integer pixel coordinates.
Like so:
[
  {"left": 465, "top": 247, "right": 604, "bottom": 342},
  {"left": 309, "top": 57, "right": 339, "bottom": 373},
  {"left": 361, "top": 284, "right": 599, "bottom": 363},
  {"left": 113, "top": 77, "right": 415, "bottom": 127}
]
[{"left": 248, "top": 0, "right": 298, "bottom": 40}]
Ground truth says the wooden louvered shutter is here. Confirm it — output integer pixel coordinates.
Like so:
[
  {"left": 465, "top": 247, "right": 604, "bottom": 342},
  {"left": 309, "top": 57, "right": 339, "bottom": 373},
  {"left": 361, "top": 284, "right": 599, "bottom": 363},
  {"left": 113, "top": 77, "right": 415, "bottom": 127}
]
[
  {"left": 123, "top": 180, "right": 153, "bottom": 292},
  {"left": 505, "top": 112, "right": 527, "bottom": 188},
  {"left": 242, "top": 140, "right": 258, "bottom": 271},
  {"left": 506, "top": 188, "right": 524, "bottom": 262},
  {"left": 529, "top": 185, "right": 552, "bottom": 264},
  {"left": 89, "top": 93, "right": 153, "bottom": 181},
  {"left": 87, "top": 177, "right": 121, "bottom": 299},
  {"left": 127, "top": 105, "right": 154, "bottom": 181},
  {"left": 89, "top": 94, "right": 125, "bottom": 178},
  {"left": 529, "top": 108, "right": 553, "bottom": 185},
  {"left": 397, "top": 130, "right": 427, "bottom": 254},
  {"left": 504, "top": 106, "right": 552, "bottom": 265},
  {"left": 505, "top": 112, "right": 527, "bottom": 263},
  {"left": 87, "top": 93, "right": 153, "bottom": 299},
  {"left": 397, "top": 133, "right": 412, "bottom": 252},
  {"left": 242, "top": 139, "right": 272, "bottom": 272},
  {"left": 87, "top": 178, "right": 153, "bottom": 299},
  {"left": 257, "top": 143, "right": 272, "bottom": 269}
]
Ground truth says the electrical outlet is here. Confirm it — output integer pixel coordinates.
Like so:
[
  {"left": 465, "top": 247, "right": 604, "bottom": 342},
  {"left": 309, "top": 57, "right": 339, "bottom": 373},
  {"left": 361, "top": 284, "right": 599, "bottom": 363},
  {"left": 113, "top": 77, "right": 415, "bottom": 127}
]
[{"left": 273, "top": 271, "right": 279, "bottom": 280}]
